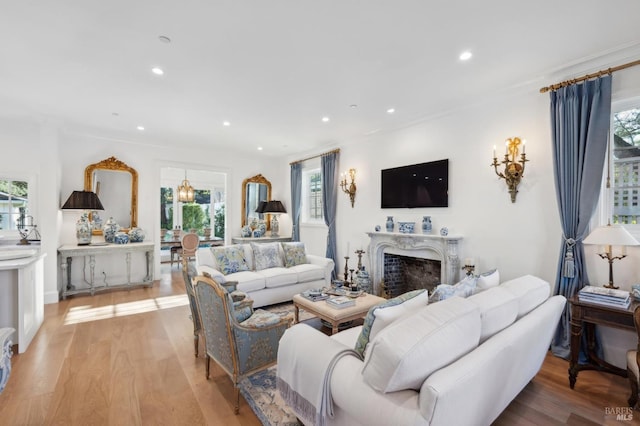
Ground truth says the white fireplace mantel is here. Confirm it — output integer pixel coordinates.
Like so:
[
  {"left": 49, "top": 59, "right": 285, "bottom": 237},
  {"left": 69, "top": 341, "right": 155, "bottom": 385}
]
[{"left": 366, "top": 232, "right": 463, "bottom": 296}]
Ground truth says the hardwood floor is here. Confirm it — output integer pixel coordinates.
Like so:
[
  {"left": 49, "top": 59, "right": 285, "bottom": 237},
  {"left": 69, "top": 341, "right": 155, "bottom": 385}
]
[{"left": 0, "top": 266, "right": 635, "bottom": 425}]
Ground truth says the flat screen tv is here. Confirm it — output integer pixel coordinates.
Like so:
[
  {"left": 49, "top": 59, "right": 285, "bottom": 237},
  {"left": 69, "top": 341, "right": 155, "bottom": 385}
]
[{"left": 381, "top": 159, "right": 448, "bottom": 208}]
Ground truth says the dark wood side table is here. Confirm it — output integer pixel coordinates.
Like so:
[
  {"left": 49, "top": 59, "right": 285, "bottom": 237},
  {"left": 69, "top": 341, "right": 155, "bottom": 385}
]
[{"left": 569, "top": 295, "right": 638, "bottom": 388}]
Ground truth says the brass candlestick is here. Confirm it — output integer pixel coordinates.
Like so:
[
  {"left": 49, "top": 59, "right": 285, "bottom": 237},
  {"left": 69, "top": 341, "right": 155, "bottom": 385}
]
[
  {"left": 343, "top": 256, "right": 350, "bottom": 283},
  {"left": 355, "top": 249, "right": 365, "bottom": 271}
]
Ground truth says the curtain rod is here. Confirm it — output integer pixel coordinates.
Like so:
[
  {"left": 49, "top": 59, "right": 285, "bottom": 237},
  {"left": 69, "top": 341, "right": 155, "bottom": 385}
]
[
  {"left": 289, "top": 148, "right": 340, "bottom": 165},
  {"left": 539, "top": 58, "right": 640, "bottom": 93}
]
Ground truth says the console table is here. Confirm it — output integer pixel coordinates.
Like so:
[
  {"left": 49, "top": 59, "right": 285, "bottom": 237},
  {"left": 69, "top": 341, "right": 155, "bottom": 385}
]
[
  {"left": 58, "top": 242, "right": 154, "bottom": 299},
  {"left": 231, "top": 236, "right": 292, "bottom": 244},
  {"left": 568, "top": 295, "right": 638, "bottom": 388}
]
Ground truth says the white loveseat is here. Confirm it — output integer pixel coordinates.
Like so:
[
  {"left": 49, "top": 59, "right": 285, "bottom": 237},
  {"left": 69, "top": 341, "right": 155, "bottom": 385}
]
[
  {"left": 195, "top": 242, "right": 334, "bottom": 308},
  {"left": 277, "top": 275, "right": 566, "bottom": 426}
]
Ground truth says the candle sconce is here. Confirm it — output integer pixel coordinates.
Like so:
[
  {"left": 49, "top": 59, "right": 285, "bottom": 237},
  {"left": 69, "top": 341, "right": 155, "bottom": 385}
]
[
  {"left": 491, "top": 137, "right": 529, "bottom": 203},
  {"left": 461, "top": 258, "right": 476, "bottom": 276},
  {"left": 340, "top": 168, "right": 357, "bottom": 208}
]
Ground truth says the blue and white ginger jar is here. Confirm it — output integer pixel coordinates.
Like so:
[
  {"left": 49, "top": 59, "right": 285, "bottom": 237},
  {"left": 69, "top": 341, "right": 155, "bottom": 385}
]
[
  {"left": 128, "top": 227, "right": 145, "bottom": 243},
  {"left": 113, "top": 232, "right": 129, "bottom": 244}
]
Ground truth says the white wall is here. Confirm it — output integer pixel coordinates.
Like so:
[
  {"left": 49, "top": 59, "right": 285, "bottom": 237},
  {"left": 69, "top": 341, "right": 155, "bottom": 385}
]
[
  {"left": 284, "top": 64, "right": 640, "bottom": 369},
  {"left": 58, "top": 133, "right": 287, "bottom": 285}
]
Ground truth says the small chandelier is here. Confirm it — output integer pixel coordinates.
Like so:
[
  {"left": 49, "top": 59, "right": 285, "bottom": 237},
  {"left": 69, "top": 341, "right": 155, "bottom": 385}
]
[
  {"left": 177, "top": 171, "right": 195, "bottom": 203},
  {"left": 491, "top": 137, "right": 529, "bottom": 203}
]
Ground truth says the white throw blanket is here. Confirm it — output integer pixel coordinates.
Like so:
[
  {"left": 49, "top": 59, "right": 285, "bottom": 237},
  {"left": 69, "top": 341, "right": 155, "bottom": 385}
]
[{"left": 277, "top": 324, "right": 360, "bottom": 426}]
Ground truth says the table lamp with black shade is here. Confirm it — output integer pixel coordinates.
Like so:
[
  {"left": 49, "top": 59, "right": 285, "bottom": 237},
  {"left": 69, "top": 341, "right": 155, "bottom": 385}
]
[
  {"left": 583, "top": 223, "right": 639, "bottom": 289},
  {"left": 61, "top": 190, "right": 104, "bottom": 245},
  {"left": 263, "top": 200, "right": 286, "bottom": 237}
]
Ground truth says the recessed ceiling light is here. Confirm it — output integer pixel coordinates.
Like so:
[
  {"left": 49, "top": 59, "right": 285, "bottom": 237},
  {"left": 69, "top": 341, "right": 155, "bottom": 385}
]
[
  {"left": 257, "top": 147, "right": 263, "bottom": 151},
  {"left": 387, "top": 108, "right": 395, "bottom": 114},
  {"left": 137, "top": 126, "right": 145, "bottom": 131},
  {"left": 151, "top": 67, "right": 164, "bottom": 75},
  {"left": 112, "top": 112, "right": 119, "bottom": 116},
  {"left": 158, "top": 35, "right": 171, "bottom": 43},
  {"left": 350, "top": 104, "right": 358, "bottom": 109},
  {"left": 459, "top": 51, "right": 472, "bottom": 61},
  {"left": 322, "top": 116, "right": 330, "bottom": 122},
  {"left": 223, "top": 121, "right": 231, "bottom": 126}
]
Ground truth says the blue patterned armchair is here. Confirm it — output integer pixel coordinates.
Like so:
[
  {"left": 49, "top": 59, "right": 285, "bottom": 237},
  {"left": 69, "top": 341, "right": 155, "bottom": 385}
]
[{"left": 193, "top": 274, "right": 290, "bottom": 414}]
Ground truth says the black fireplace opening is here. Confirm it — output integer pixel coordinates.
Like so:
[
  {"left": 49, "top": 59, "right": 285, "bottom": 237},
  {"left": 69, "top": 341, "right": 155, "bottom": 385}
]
[{"left": 383, "top": 253, "right": 441, "bottom": 298}]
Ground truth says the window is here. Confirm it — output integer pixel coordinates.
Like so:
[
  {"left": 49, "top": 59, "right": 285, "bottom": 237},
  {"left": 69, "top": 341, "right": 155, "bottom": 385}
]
[
  {"left": 301, "top": 168, "right": 324, "bottom": 223},
  {"left": 611, "top": 107, "right": 640, "bottom": 225},
  {"left": 160, "top": 167, "right": 226, "bottom": 240},
  {"left": 0, "top": 179, "right": 29, "bottom": 232}
]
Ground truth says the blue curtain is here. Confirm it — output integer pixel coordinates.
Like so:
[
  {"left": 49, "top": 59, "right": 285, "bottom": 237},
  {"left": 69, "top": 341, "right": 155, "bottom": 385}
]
[
  {"left": 321, "top": 152, "right": 339, "bottom": 280},
  {"left": 550, "top": 76, "right": 612, "bottom": 359},
  {"left": 290, "top": 163, "right": 302, "bottom": 242}
]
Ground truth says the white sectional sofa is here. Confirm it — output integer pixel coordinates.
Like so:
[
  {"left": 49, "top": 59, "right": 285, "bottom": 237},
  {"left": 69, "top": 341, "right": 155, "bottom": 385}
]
[
  {"left": 277, "top": 275, "right": 566, "bottom": 426},
  {"left": 195, "top": 242, "right": 334, "bottom": 308}
]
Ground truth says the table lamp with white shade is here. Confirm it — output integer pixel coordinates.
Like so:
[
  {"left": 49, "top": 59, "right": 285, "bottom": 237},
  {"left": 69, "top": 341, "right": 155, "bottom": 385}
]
[{"left": 583, "top": 224, "right": 639, "bottom": 289}]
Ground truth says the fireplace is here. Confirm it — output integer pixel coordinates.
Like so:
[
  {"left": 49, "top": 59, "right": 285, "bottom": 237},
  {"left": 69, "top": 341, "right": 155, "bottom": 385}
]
[
  {"left": 383, "top": 254, "right": 441, "bottom": 298},
  {"left": 367, "top": 232, "right": 462, "bottom": 297}
]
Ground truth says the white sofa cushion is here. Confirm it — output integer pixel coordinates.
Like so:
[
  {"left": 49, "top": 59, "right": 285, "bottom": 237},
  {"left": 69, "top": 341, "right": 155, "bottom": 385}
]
[
  {"left": 224, "top": 270, "right": 266, "bottom": 293},
  {"left": 354, "top": 289, "right": 428, "bottom": 357},
  {"left": 466, "top": 286, "right": 518, "bottom": 342},
  {"left": 475, "top": 269, "right": 500, "bottom": 293},
  {"left": 500, "top": 275, "right": 550, "bottom": 318},
  {"left": 362, "top": 296, "right": 481, "bottom": 393},
  {"left": 260, "top": 267, "right": 299, "bottom": 288},
  {"left": 289, "top": 263, "right": 325, "bottom": 283}
]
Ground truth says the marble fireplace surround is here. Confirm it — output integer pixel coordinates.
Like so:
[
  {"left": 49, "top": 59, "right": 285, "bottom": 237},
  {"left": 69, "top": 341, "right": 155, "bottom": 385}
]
[{"left": 366, "top": 232, "right": 463, "bottom": 296}]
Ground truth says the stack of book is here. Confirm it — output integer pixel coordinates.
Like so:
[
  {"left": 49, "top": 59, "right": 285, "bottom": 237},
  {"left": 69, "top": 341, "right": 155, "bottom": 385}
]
[
  {"left": 578, "top": 285, "right": 631, "bottom": 309},
  {"left": 326, "top": 296, "right": 356, "bottom": 309},
  {"left": 301, "top": 290, "right": 329, "bottom": 302}
]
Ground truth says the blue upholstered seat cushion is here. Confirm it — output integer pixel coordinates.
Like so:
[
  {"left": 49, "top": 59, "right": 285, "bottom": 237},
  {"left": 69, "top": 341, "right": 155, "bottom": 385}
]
[
  {"left": 239, "top": 309, "right": 283, "bottom": 328},
  {"left": 251, "top": 242, "right": 284, "bottom": 271},
  {"left": 429, "top": 275, "right": 478, "bottom": 303},
  {"left": 354, "top": 289, "right": 428, "bottom": 357},
  {"left": 282, "top": 242, "right": 308, "bottom": 267},
  {"left": 211, "top": 246, "right": 250, "bottom": 275}
]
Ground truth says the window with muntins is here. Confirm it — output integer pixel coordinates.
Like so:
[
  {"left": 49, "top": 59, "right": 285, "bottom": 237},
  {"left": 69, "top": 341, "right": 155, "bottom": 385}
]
[
  {"left": 302, "top": 168, "right": 324, "bottom": 223},
  {"left": 612, "top": 107, "right": 640, "bottom": 225},
  {"left": 0, "top": 179, "right": 28, "bottom": 232}
]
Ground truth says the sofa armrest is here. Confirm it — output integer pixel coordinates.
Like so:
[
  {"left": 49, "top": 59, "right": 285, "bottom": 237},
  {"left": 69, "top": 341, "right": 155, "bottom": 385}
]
[
  {"left": 277, "top": 324, "right": 425, "bottom": 425},
  {"left": 306, "top": 254, "right": 335, "bottom": 284},
  {"left": 196, "top": 265, "right": 226, "bottom": 283},
  {"left": 329, "top": 356, "right": 425, "bottom": 425}
]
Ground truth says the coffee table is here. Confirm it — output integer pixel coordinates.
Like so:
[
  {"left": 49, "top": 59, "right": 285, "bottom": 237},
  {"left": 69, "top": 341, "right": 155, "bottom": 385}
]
[{"left": 292, "top": 293, "right": 386, "bottom": 334}]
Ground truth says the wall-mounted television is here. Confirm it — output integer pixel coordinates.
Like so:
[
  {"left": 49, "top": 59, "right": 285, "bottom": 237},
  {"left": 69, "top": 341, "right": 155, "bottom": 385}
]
[{"left": 381, "top": 159, "right": 448, "bottom": 208}]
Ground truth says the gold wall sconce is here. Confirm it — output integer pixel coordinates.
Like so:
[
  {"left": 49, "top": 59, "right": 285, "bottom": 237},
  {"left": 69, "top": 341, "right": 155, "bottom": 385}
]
[
  {"left": 340, "top": 168, "right": 357, "bottom": 207},
  {"left": 491, "top": 137, "right": 529, "bottom": 203}
]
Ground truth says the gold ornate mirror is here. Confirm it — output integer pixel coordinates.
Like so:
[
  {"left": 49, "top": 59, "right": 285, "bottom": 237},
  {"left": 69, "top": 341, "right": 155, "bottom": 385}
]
[
  {"left": 242, "top": 174, "right": 271, "bottom": 229},
  {"left": 84, "top": 156, "right": 138, "bottom": 234}
]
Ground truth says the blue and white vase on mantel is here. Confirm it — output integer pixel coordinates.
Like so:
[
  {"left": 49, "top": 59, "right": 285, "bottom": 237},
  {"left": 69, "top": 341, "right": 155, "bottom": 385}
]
[
  {"left": 422, "top": 216, "right": 432, "bottom": 234},
  {"left": 386, "top": 216, "right": 394, "bottom": 232}
]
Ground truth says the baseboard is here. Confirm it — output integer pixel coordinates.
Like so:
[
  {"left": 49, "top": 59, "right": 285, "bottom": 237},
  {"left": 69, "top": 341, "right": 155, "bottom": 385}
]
[{"left": 44, "top": 290, "right": 60, "bottom": 304}]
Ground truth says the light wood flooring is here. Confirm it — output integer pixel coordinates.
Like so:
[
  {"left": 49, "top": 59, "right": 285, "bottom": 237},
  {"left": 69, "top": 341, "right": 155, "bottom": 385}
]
[{"left": 0, "top": 266, "right": 636, "bottom": 425}]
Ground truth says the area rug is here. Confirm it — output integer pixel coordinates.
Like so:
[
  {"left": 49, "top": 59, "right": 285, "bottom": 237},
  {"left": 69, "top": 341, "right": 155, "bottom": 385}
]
[
  {"left": 239, "top": 302, "right": 309, "bottom": 426},
  {"left": 239, "top": 366, "right": 301, "bottom": 426}
]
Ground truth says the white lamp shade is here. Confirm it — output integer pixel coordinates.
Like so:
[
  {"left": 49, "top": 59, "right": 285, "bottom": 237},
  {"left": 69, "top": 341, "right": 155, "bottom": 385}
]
[{"left": 583, "top": 224, "right": 639, "bottom": 246}]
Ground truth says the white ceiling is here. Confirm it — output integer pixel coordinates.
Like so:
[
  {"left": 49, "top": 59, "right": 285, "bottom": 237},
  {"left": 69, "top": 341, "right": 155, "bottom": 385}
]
[{"left": 1, "top": 1, "right": 639, "bottom": 157}]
